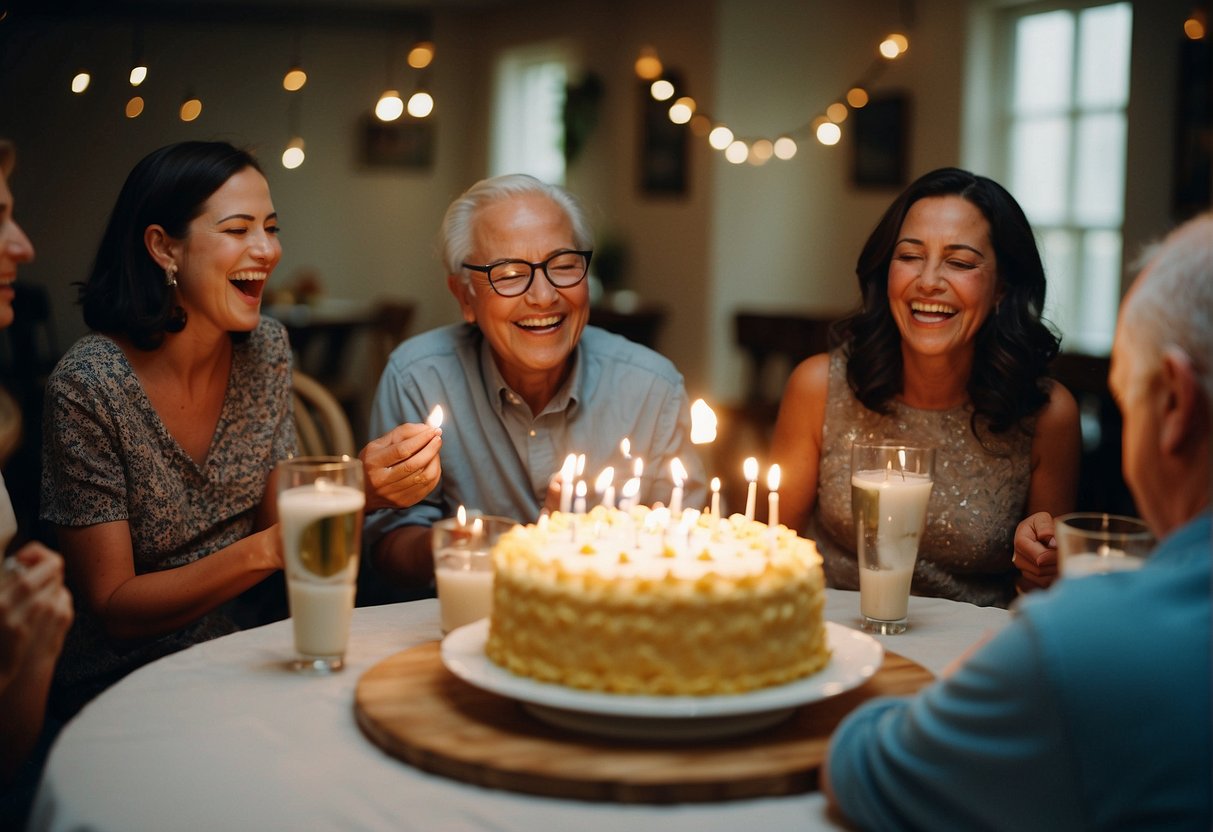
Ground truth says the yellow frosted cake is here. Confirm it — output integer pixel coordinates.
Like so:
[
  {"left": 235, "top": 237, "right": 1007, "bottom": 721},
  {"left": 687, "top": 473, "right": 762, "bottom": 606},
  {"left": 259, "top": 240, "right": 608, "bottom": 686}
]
[{"left": 485, "top": 505, "right": 829, "bottom": 695}]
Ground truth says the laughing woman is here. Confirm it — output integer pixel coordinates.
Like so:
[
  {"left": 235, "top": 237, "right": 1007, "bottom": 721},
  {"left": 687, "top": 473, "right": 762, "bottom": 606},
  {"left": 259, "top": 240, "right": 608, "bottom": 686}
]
[
  {"left": 771, "top": 168, "right": 1080, "bottom": 608},
  {"left": 41, "top": 141, "right": 295, "bottom": 714}
]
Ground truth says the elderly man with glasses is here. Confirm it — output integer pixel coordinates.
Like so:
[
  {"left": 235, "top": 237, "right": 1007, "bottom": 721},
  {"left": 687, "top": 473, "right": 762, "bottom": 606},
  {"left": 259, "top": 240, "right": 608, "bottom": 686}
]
[{"left": 359, "top": 174, "right": 705, "bottom": 590}]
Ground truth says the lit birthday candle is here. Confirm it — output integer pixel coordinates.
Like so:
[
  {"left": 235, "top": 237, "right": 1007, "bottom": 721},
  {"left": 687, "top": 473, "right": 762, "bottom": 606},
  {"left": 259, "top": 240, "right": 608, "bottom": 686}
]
[
  {"left": 743, "top": 456, "right": 759, "bottom": 521},
  {"left": 425, "top": 404, "right": 444, "bottom": 428},
  {"left": 595, "top": 466, "right": 615, "bottom": 509},
  {"left": 690, "top": 399, "right": 718, "bottom": 444},
  {"left": 620, "top": 477, "right": 641, "bottom": 511},
  {"left": 620, "top": 437, "right": 632, "bottom": 459},
  {"left": 767, "top": 464, "right": 781, "bottom": 528},
  {"left": 669, "top": 457, "right": 687, "bottom": 517},
  {"left": 559, "top": 453, "right": 577, "bottom": 514},
  {"left": 710, "top": 476, "right": 721, "bottom": 517},
  {"left": 456, "top": 504, "right": 467, "bottom": 527},
  {"left": 574, "top": 479, "right": 587, "bottom": 514}
]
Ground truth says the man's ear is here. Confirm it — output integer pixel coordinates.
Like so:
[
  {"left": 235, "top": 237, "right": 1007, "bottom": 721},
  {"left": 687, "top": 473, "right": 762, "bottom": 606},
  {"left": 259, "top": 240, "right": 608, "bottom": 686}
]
[
  {"left": 447, "top": 274, "right": 476, "bottom": 324},
  {"left": 1157, "top": 347, "right": 1203, "bottom": 456},
  {"left": 144, "top": 225, "right": 178, "bottom": 271}
]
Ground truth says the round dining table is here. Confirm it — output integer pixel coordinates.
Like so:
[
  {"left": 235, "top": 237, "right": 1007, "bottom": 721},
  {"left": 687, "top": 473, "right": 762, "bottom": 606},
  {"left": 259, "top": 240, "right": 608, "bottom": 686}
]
[{"left": 30, "top": 589, "right": 1009, "bottom": 832}]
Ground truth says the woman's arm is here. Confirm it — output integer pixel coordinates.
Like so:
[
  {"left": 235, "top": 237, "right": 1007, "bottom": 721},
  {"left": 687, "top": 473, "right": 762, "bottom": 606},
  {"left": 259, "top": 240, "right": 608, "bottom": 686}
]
[
  {"left": 769, "top": 353, "right": 831, "bottom": 533},
  {"left": 1014, "top": 380, "right": 1082, "bottom": 590},
  {"left": 55, "top": 520, "right": 281, "bottom": 641}
]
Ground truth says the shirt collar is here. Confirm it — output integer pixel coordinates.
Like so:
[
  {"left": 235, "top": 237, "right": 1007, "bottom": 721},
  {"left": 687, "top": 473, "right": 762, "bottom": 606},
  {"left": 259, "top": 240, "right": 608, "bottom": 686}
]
[{"left": 477, "top": 334, "right": 583, "bottom": 418}]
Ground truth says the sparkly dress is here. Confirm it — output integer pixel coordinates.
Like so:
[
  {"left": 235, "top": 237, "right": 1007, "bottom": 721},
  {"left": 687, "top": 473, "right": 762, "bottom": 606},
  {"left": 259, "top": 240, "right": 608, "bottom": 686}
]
[{"left": 811, "top": 350, "right": 1034, "bottom": 608}]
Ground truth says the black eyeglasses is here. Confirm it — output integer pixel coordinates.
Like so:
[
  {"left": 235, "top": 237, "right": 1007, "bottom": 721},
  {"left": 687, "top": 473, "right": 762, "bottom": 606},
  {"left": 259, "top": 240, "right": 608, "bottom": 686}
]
[{"left": 461, "top": 249, "right": 593, "bottom": 298}]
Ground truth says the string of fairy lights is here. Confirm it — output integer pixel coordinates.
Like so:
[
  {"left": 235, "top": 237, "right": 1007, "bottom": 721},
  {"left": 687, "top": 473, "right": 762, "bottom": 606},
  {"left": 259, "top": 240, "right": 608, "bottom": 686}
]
[
  {"left": 631, "top": 30, "right": 910, "bottom": 167},
  {"left": 66, "top": 30, "right": 437, "bottom": 171}
]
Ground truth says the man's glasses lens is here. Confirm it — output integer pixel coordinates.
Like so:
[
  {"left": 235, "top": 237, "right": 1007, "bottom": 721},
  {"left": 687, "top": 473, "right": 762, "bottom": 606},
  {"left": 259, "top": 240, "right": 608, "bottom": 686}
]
[{"left": 488, "top": 251, "right": 589, "bottom": 296}]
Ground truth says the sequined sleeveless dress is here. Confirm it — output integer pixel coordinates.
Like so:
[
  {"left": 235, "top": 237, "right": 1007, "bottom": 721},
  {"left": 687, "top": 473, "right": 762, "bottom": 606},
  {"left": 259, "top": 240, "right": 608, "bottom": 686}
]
[{"left": 811, "top": 350, "right": 1035, "bottom": 608}]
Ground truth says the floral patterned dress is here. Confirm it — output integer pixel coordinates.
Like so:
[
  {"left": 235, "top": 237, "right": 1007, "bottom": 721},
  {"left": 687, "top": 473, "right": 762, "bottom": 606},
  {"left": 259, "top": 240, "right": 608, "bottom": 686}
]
[{"left": 41, "top": 318, "right": 296, "bottom": 714}]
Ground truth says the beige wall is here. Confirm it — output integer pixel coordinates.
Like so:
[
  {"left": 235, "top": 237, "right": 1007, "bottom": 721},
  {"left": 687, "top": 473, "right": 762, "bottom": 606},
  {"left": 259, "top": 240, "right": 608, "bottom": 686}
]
[{"left": 0, "top": 0, "right": 1203, "bottom": 413}]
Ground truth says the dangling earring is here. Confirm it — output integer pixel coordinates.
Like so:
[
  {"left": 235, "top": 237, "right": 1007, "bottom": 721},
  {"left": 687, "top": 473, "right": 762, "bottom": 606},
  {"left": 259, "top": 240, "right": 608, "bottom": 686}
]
[
  {"left": 165, "top": 264, "right": 178, "bottom": 287},
  {"left": 165, "top": 306, "right": 188, "bottom": 333}
]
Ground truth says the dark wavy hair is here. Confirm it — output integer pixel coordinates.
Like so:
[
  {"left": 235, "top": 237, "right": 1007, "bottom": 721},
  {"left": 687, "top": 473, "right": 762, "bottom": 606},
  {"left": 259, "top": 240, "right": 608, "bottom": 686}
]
[
  {"left": 839, "top": 167, "right": 1060, "bottom": 439},
  {"left": 78, "top": 141, "right": 264, "bottom": 350}
]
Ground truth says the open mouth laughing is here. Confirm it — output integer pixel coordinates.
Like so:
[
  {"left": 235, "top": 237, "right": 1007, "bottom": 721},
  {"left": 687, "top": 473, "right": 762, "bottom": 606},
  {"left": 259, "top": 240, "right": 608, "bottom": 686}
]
[
  {"left": 910, "top": 301, "right": 958, "bottom": 324},
  {"left": 514, "top": 313, "right": 564, "bottom": 334},
  {"left": 229, "top": 270, "right": 268, "bottom": 300}
]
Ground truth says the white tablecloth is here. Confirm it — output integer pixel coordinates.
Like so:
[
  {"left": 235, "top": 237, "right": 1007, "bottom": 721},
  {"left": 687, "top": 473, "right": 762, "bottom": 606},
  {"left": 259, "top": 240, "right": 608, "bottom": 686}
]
[{"left": 31, "top": 589, "right": 1009, "bottom": 832}]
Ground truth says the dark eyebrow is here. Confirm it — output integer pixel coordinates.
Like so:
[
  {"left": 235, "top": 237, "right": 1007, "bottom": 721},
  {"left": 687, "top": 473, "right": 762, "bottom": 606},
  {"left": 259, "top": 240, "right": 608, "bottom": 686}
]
[
  {"left": 895, "top": 237, "right": 985, "bottom": 257},
  {"left": 216, "top": 212, "right": 278, "bottom": 223}
]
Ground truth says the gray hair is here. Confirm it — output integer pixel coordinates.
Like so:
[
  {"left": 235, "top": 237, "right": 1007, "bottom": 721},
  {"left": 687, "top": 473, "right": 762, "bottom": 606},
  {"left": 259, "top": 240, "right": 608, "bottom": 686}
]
[
  {"left": 1124, "top": 212, "right": 1213, "bottom": 403},
  {"left": 440, "top": 173, "right": 593, "bottom": 277},
  {"left": 0, "top": 140, "right": 14, "bottom": 178}
]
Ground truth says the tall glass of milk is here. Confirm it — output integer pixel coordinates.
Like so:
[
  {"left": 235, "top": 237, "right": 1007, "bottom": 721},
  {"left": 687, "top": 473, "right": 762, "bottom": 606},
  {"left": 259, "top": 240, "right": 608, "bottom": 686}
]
[
  {"left": 278, "top": 456, "right": 365, "bottom": 673},
  {"left": 851, "top": 443, "right": 935, "bottom": 634},
  {"left": 432, "top": 512, "right": 518, "bottom": 634}
]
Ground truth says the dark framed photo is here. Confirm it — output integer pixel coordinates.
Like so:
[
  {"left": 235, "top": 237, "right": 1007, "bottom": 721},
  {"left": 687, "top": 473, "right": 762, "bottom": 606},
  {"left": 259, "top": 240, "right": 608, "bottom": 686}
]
[
  {"left": 639, "top": 74, "right": 688, "bottom": 196},
  {"left": 852, "top": 93, "right": 910, "bottom": 189},
  {"left": 360, "top": 115, "right": 434, "bottom": 169}
]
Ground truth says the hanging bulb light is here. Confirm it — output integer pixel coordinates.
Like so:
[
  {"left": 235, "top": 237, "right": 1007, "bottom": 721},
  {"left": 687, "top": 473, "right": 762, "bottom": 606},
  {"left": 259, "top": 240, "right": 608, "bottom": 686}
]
[
  {"left": 376, "top": 90, "right": 404, "bottom": 121},
  {"left": 879, "top": 32, "right": 909, "bottom": 58},
  {"left": 70, "top": 71, "right": 91, "bottom": 94},
  {"left": 406, "top": 89, "right": 434, "bottom": 118},
  {"left": 815, "top": 121, "right": 841, "bottom": 145},
  {"left": 407, "top": 41, "right": 435, "bottom": 69},
  {"left": 634, "top": 46, "right": 663, "bottom": 80},
  {"left": 748, "top": 139, "right": 774, "bottom": 165},
  {"left": 708, "top": 125, "right": 734, "bottom": 150},
  {"left": 773, "top": 135, "right": 797, "bottom": 160},
  {"left": 650, "top": 79, "right": 675, "bottom": 101},
  {"left": 668, "top": 96, "right": 695, "bottom": 124},
  {"left": 129, "top": 25, "right": 147, "bottom": 87},
  {"left": 125, "top": 96, "right": 145, "bottom": 118},
  {"left": 282, "top": 137, "right": 305, "bottom": 170},
  {"left": 846, "top": 87, "right": 870, "bottom": 108},
  {"left": 283, "top": 66, "right": 307, "bottom": 91},
  {"left": 724, "top": 140, "right": 748, "bottom": 164},
  {"left": 180, "top": 94, "right": 203, "bottom": 122}
]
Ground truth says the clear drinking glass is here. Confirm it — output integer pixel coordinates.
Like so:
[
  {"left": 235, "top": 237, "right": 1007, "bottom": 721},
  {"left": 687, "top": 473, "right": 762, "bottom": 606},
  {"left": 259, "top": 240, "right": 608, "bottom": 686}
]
[
  {"left": 277, "top": 455, "right": 365, "bottom": 673},
  {"left": 1054, "top": 512, "right": 1154, "bottom": 578},
  {"left": 432, "top": 514, "right": 518, "bottom": 635},
  {"left": 851, "top": 443, "right": 936, "bottom": 634}
]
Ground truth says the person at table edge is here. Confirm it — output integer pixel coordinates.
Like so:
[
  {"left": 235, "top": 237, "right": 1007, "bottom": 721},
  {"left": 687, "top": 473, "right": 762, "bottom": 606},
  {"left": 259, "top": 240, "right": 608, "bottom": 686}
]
[
  {"left": 823, "top": 211, "right": 1213, "bottom": 831},
  {"left": 359, "top": 173, "right": 706, "bottom": 588}
]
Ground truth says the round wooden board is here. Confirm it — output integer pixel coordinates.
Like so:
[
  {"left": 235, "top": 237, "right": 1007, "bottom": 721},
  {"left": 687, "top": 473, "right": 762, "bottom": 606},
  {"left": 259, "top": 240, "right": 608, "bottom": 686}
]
[{"left": 354, "top": 640, "right": 933, "bottom": 804}]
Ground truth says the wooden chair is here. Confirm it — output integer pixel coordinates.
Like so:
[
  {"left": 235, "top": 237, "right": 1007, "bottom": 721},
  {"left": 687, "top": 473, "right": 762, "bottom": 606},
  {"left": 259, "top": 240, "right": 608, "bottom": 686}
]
[{"left": 292, "top": 370, "right": 356, "bottom": 457}]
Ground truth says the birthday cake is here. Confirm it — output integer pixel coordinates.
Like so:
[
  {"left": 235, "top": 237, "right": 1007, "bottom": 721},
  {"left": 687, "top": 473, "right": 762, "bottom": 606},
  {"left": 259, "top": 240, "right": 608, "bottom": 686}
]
[{"left": 485, "top": 506, "right": 829, "bottom": 695}]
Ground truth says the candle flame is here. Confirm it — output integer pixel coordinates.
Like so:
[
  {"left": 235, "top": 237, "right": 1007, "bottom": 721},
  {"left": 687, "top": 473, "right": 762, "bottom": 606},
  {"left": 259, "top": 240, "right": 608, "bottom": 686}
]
[
  {"left": 670, "top": 457, "right": 687, "bottom": 486},
  {"left": 622, "top": 477, "right": 641, "bottom": 499},
  {"left": 767, "top": 463, "right": 781, "bottom": 491},
  {"left": 471, "top": 517, "right": 483, "bottom": 534},
  {"left": 633, "top": 456, "right": 644, "bottom": 478},
  {"left": 898, "top": 448, "right": 907, "bottom": 470},
  {"left": 689, "top": 399, "right": 718, "bottom": 444},
  {"left": 425, "top": 404, "right": 444, "bottom": 428},
  {"left": 575, "top": 479, "right": 587, "bottom": 497},
  {"left": 710, "top": 476, "right": 721, "bottom": 493},
  {"left": 594, "top": 466, "right": 614, "bottom": 493},
  {"left": 576, "top": 453, "right": 586, "bottom": 477},
  {"left": 560, "top": 453, "right": 577, "bottom": 483},
  {"left": 620, "top": 437, "right": 631, "bottom": 458},
  {"left": 457, "top": 504, "right": 467, "bottom": 525},
  {"left": 744, "top": 456, "right": 759, "bottom": 482}
]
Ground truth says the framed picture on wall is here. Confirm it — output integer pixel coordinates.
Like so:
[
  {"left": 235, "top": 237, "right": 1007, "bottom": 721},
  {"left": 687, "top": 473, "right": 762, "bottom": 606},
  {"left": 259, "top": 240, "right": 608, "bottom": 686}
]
[
  {"left": 359, "top": 115, "right": 434, "bottom": 169},
  {"left": 851, "top": 93, "right": 910, "bottom": 189},
  {"left": 639, "top": 73, "right": 688, "bottom": 196}
]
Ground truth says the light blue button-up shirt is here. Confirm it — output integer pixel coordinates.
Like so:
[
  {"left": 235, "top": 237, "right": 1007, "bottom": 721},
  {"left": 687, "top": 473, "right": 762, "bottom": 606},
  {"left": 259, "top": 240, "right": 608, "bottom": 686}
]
[{"left": 364, "top": 324, "right": 707, "bottom": 546}]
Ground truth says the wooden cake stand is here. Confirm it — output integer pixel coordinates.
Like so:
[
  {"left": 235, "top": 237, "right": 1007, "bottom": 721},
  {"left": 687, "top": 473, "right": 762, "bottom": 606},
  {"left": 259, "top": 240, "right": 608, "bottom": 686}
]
[{"left": 354, "top": 640, "right": 933, "bottom": 804}]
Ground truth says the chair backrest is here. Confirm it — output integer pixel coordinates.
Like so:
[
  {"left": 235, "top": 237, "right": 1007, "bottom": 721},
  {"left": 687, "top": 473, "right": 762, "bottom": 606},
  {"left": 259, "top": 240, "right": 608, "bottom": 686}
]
[{"left": 292, "top": 370, "right": 356, "bottom": 457}]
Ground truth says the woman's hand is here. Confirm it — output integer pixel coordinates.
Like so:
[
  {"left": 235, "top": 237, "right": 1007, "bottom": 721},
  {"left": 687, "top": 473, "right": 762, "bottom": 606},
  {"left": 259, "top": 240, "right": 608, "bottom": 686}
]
[
  {"left": 360, "top": 423, "right": 442, "bottom": 511},
  {"left": 0, "top": 544, "right": 73, "bottom": 692},
  {"left": 1013, "top": 511, "right": 1059, "bottom": 592}
]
